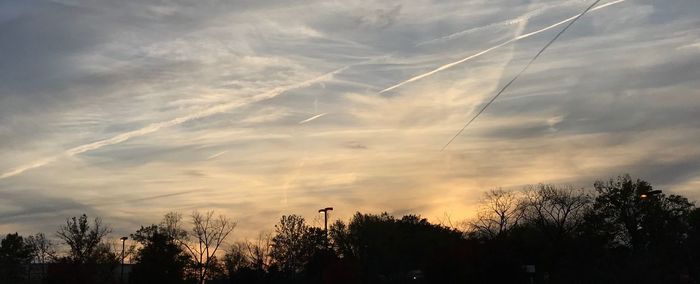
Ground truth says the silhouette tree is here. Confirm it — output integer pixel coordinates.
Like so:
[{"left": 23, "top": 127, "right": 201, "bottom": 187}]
[
  {"left": 182, "top": 210, "right": 236, "bottom": 284},
  {"left": 26, "top": 232, "right": 56, "bottom": 264},
  {"left": 26, "top": 232, "right": 56, "bottom": 281},
  {"left": 522, "top": 184, "right": 593, "bottom": 240},
  {"left": 245, "top": 232, "right": 272, "bottom": 273},
  {"left": 329, "top": 220, "right": 354, "bottom": 259},
  {"left": 593, "top": 175, "right": 693, "bottom": 250},
  {"left": 161, "top": 211, "right": 189, "bottom": 241},
  {"left": 687, "top": 207, "right": 700, "bottom": 281},
  {"left": 130, "top": 224, "right": 190, "bottom": 284},
  {"left": 56, "top": 214, "right": 113, "bottom": 264},
  {"left": 588, "top": 175, "right": 695, "bottom": 283},
  {"left": 0, "top": 233, "right": 33, "bottom": 282},
  {"left": 332, "top": 212, "right": 466, "bottom": 283},
  {"left": 269, "top": 214, "right": 328, "bottom": 281},
  {"left": 222, "top": 232, "right": 274, "bottom": 283},
  {"left": 54, "top": 214, "right": 117, "bottom": 284},
  {"left": 224, "top": 242, "right": 249, "bottom": 281},
  {"left": 468, "top": 188, "right": 524, "bottom": 239},
  {"left": 0, "top": 174, "right": 696, "bottom": 284}
]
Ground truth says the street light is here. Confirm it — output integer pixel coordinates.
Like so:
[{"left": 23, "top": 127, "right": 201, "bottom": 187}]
[
  {"left": 120, "top": 236, "right": 128, "bottom": 284},
  {"left": 640, "top": 190, "right": 662, "bottom": 199},
  {"left": 318, "top": 207, "right": 333, "bottom": 236}
]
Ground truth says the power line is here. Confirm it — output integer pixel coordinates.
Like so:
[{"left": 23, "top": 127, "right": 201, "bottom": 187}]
[{"left": 441, "top": 0, "right": 603, "bottom": 151}]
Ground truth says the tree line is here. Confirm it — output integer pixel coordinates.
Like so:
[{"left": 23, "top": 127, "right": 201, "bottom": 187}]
[{"left": 1, "top": 174, "right": 700, "bottom": 283}]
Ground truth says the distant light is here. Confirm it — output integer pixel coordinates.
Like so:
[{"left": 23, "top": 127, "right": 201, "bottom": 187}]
[
  {"left": 640, "top": 194, "right": 648, "bottom": 199},
  {"left": 120, "top": 236, "right": 128, "bottom": 241}
]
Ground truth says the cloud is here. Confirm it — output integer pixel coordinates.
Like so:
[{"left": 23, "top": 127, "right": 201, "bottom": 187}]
[
  {"left": 0, "top": 0, "right": 699, "bottom": 240},
  {"left": 0, "top": 63, "right": 354, "bottom": 180}
]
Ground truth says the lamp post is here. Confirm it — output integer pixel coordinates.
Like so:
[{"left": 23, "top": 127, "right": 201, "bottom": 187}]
[
  {"left": 318, "top": 207, "right": 333, "bottom": 237},
  {"left": 640, "top": 189, "right": 662, "bottom": 199},
  {"left": 120, "top": 236, "right": 128, "bottom": 284}
]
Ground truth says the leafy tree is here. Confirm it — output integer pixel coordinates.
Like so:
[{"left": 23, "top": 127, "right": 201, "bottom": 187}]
[
  {"left": 589, "top": 175, "right": 695, "bottom": 283},
  {"left": 687, "top": 207, "right": 700, "bottom": 280},
  {"left": 329, "top": 220, "right": 354, "bottom": 259},
  {"left": 0, "top": 233, "right": 33, "bottom": 282},
  {"left": 334, "top": 212, "right": 466, "bottom": 283},
  {"left": 269, "top": 214, "right": 328, "bottom": 280},
  {"left": 593, "top": 175, "right": 694, "bottom": 250},
  {"left": 56, "top": 214, "right": 113, "bottom": 264},
  {"left": 223, "top": 242, "right": 249, "bottom": 281},
  {"left": 130, "top": 224, "right": 190, "bottom": 284},
  {"left": 54, "top": 214, "right": 117, "bottom": 284}
]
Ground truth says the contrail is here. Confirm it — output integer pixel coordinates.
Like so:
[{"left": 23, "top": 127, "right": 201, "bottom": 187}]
[
  {"left": 298, "top": 113, "right": 328, "bottom": 124},
  {"left": 0, "top": 64, "right": 359, "bottom": 180},
  {"left": 206, "top": 150, "right": 228, "bottom": 160},
  {"left": 0, "top": 157, "right": 58, "bottom": 180},
  {"left": 380, "top": 0, "right": 626, "bottom": 94},
  {"left": 442, "top": 0, "right": 606, "bottom": 151},
  {"left": 415, "top": 1, "right": 579, "bottom": 47}
]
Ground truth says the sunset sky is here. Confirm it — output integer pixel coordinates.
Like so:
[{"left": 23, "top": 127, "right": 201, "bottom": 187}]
[{"left": 1, "top": 0, "right": 699, "bottom": 240}]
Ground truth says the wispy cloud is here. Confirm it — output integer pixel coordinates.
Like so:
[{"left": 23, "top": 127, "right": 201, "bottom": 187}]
[
  {"left": 379, "top": 0, "right": 628, "bottom": 94},
  {"left": 415, "top": 0, "right": 580, "bottom": 47},
  {"left": 0, "top": 64, "right": 356, "bottom": 180},
  {"left": 1, "top": 0, "right": 698, "bottom": 240}
]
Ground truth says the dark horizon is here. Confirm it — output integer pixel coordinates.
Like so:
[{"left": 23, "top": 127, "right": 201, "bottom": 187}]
[{"left": 2, "top": 174, "right": 700, "bottom": 283}]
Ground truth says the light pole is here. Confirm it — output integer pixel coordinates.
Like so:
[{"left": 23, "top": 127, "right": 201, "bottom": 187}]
[
  {"left": 120, "top": 236, "right": 128, "bottom": 284},
  {"left": 640, "top": 189, "right": 662, "bottom": 199},
  {"left": 318, "top": 207, "right": 333, "bottom": 237}
]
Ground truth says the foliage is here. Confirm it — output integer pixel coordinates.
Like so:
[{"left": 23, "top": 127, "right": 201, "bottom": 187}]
[
  {"left": 51, "top": 214, "right": 117, "bottom": 284},
  {"left": 2, "top": 174, "right": 699, "bottom": 284},
  {"left": 130, "top": 224, "right": 190, "bottom": 284},
  {"left": 26, "top": 232, "right": 56, "bottom": 264},
  {"left": 0, "top": 233, "right": 33, "bottom": 282},
  {"left": 269, "top": 214, "right": 328, "bottom": 279},
  {"left": 331, "top": 212, "right": 466, "bottom": 283},
  {"left": 55, "top": 214, "right": 113, "bottom": 264}
]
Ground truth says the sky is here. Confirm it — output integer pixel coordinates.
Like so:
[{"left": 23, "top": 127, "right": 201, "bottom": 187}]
[{"left": 1, "top": 0, "right": 699, "bottom": 241}]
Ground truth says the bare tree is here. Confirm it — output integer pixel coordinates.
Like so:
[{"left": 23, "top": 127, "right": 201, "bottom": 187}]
[
  {"left": 26, "top": 233, "right": 56, "bottom": 264},
  {"left": 522, "top": 184, "right": 593, "bottom": 239},
  {"left": 161, "top": 212, "right": 189, "bottom": 241},
  {"left": 245, "top": 232, "right": 272, "bottom": 272},
  {"left": 181, "top": 210, "right": 236, "bottom": 284},
  {"left": 468, "top": 188, "right": 524, "bottom": 239},
  {"left": 26, "top": 233, "right": 56, "bottom": 280}
]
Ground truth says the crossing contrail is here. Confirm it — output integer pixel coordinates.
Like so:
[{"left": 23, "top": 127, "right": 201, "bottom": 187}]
[
  {"left": 442, "top": 0, "right": 607, "bottom": 151},
  {"left": 0, "top": 64, "right": 359, "bottom": 180},
  {"left": 299, "top": 113, "right": 328, "bottom": 124},
  {"left": 380, "top": 0, "right": 626, "bottom": 94},
  {"left": 415, "top": 0, "right": 582, "bottom": 47}
]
